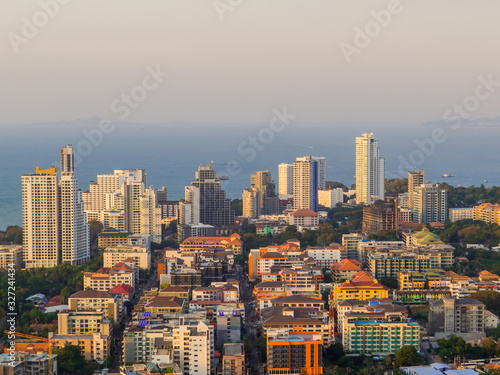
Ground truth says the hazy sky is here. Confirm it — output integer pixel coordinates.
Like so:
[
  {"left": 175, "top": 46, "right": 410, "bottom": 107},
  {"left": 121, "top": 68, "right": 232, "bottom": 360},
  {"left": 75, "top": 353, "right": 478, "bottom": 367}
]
[{"left": 1, "top": 0, "right": 500, "bottom": 124}]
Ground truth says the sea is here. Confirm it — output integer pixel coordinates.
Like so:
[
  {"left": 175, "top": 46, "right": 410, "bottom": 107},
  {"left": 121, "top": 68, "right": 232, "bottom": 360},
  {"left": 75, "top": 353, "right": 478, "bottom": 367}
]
[{"left": 1, "top": 118, "right": 499, "bottom": 230}]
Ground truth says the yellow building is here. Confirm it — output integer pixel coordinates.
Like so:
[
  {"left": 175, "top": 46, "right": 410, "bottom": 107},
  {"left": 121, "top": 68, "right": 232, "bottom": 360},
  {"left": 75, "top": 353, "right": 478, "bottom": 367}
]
[
  {"left": 143, "top": 296, "right": 184, "bottom": 314},
  {"left": 330, "top": 276, "right": 389, "bottom": 307},
  {"left": 68, "top": 290, "right": 121, "bottom": 321},
  {"left": 473, "top": 203, "right": 500, "bottom": 225},
  {"left": 48, "top": 332, "right": 110, "bottom": 361}
]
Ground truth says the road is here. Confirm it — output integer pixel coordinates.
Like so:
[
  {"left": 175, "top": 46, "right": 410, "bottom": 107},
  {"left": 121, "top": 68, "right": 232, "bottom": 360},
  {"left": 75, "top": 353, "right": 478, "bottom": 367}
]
[{"left": 240, "top": 273, "right": 262, "bottom": 375}]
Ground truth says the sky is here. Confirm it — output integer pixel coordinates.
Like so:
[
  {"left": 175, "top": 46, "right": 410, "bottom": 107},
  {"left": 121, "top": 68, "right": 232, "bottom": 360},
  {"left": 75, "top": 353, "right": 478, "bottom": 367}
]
[{"left": 1, "top": 0, "right": 500, "bottom": 125}]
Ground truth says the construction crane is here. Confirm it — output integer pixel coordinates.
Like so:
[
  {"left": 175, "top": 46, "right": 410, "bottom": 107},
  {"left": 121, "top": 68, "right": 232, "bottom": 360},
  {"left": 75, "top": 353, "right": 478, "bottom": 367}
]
[{"left": 4, "top": 330, "right": 55, "bottom": 372}]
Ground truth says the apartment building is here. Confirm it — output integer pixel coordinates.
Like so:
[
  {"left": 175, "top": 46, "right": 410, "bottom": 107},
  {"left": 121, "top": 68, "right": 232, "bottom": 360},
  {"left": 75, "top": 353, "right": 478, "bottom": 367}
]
[
  {"left": 222, "top": 343, "right": 245, "bottom": 375},
  {"left": 428, "top": 296, "right": 486, "bottom": 339},
  {"left": 68, "top": 290, "right": 121, "bottom": 321},
  {"left": 343, "top": 316, "right": 420, "bottom": 355},
  {"left": 103, "top": 244, "right": 151, "bottom": 270},
  {"left": 267, "top": 330, "right": 324, "bottom": 375}
]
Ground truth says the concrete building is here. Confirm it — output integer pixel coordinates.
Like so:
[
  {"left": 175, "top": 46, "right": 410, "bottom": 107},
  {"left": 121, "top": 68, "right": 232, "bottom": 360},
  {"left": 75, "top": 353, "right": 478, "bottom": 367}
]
[
  {"left": 251, "top": 170, "right": 279, "bottom": 215},
  {"left": 68, "top": 290, "right": 121, "bottom": 321},
  {"left": 355, "top": 133, "right": 385, "bottom": 205},
  {"left": 279, "top": 163, "right": 294, "bottom": 196},
  {"left": 306, "top": 244, "right": 346, "bottom": 268},
  {"left": 216, "top": 308, "right": 242, "bottom": 346},
  {"left": 0, "top": 352, "right": 57, "bottom": 375},
  {"left": 428, "top": 296, "right": 485, "bottom": 339},
  {"left": 58, "top": 309, "right": 112, "bottom": 336},
  {"left": 449, "top": 208, "right": 474, "bottom": 222},
  {"left": 289, "top": 209, "right": 319, "bottom": 231},
  {"left": 242, "top": 188, "right": 261, "bottom": 218},
  {"left": 103, "top": 244, "right": 151, "bottom": 270},
  {"left": 362, "top": 204, "right": 396, "bottom": 235},
  {"left": 22, "top": 146, "right": 90, "bottom": 269},
  {"left": 318, "top": 188, "right": 344, "bottom": 208},
  {"left": 411, "top": 183, "right": 448, "bottom": 224},
  {"left": 83, "top": 264, "right": 137, "bottom": 291},
  {"left": 342, "top": 233, "right": 367, "bottom": 261},
  {"left": 180, "top": 164, "right": 235, "bottom": 227},
  {"left": 293, "top": 156, "right": 320, "bottom": 211},
  {"left": 266, "top": 330, "right": 324, "bottom": 375},
  {"left": 472, "top": 203, "right": 500, "bottom": 225},
  {"left": 22, "top": 166, "right": 60, "bottom": 269},
  {"left": 172, "top": 319, "right": 214, "bottom": 375},
  {"left": 343, "top": 315, "right": 420, "bottom": 355},
  {"left": 408, "top": 170, "right": 425, "bottom": 208},
  {"left": 0, "top": 245, "right": 23, "bottom": 269},
  {"left": 222, "top": 343, "right": 245, "bottom": 375}
]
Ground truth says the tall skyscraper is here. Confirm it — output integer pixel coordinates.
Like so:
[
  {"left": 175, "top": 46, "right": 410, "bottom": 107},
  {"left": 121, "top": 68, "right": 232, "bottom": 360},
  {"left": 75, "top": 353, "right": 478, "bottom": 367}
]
[
  {"left": 312, "top": 156, "right": 326, "bottom": 190},
  {"left": 22, "top": 166, "right": 60, "bottom": 269},
  {"left": 250, "top": 170, "right": 279, "bottom": 215},
  {"left": 355, "top": 133, "right": 385, "bottom": 205},
  {"left": 59, "top": 145, "right": 90, "bottom": 266},
  {"left": 181, "top": 164, "right": 234, "bottom": 226},
  {"left": 279, "top": 163, "right": 293, "bottom": 196},
  {"left": 22, "top": 146, "right": 90, "bottom": 268},
  {"left": 293, "top": 156, "right": 319, "bottom": 211},
  {"left": 411, "top": 183, "right": 448, "bottom": 224},
  {"left": 408, "top": 170, "right": 425, "bottom": 208}
]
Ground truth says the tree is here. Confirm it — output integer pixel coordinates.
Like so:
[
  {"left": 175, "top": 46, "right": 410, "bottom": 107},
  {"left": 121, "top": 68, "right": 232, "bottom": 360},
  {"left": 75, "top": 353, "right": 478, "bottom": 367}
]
[
  {"left": 324, "top": 342, "right": 344, "bottom": 363},
  {"left": 394, "top": 345, "right": 422, "bottom": 367},
  {"left": 57, "top": 345, "right": 89, "bottom": 375},
  {"left": 380, "top": 276, "right": 399, "bottom": 289},
  {"left": 60, "top": 286, "right": 72, "bottom": 304}
]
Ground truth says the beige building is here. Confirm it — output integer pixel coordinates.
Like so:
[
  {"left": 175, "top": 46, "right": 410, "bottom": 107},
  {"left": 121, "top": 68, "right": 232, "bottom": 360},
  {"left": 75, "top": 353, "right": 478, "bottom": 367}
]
[
  {"left": 143, "top": 296, "right": 185, "bottom": 314},
  {"left": 318, "top": 188, "right": 344, "bottom": 208},
  {"left": 58, "top": 309, "right": 112, "bottom": 336},
  {"left": 242, "top": 188, "right": 261, "bottom": 218},
  {"left": 83, "top": 266, "right": 136, "bottom": 291},
  {"left": 222, "top": 343, "right": 245, "bottom": 375},
  {"left": 0, "top": 245, "right": 23, "bottom": 269},
  {"left": 355, "top": 133, "right": 385, "bottom": 205},
  {"left": 449, "top": 207, "right": 474, "bottom": 222},
  {"left": 48, "top": 331, "right": 110, "bottom": 362},
  {"left": 103, "top": 244, "right": 151, "bottom": 270},
  {"left": 68, "top": 290, "right": 121, "bottom": 321},
  {"left": 22, "top": 166, "right": 60, "bottom": 269}
]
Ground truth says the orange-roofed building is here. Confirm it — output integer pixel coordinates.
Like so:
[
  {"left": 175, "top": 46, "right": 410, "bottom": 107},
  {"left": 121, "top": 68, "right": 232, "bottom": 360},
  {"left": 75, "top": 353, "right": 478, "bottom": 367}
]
[
  {"left": 331, "top": 259, "right": 362, "bottom": 282},
  {"left": 351, "top": 270, "right": 373, "bottom": 282},
  {"left": 289, "top": 209, "right": 320, "bottom": 230},
  {"left": 5, "top": 343, "right": 51, "bottom": 355},
  {"left": 330, "top": 277, "right": 389, "bottom": 306},
  {"left": 179, "top": 233, "right": 242, "bottom": 255},
  {"left": 254, "top": 281, "right": 290, "bottom": 315},
  {"left": 479, "top": 270, "right": 500, "bottom": 282}
]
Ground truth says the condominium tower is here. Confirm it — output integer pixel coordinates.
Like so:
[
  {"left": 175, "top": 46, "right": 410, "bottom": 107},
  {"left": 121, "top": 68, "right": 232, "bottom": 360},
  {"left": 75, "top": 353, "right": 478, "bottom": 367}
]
[
  {"left": 293, "top": 156, "right": 320, "bottom": 211},
  {"left": 355, "top": 133, "right": 385, "bottom": 205},
  {"left": 278, "top": 163, "right": 293, "bottom": 196},
  {"left": 22, "top": 146, "right": 90, "bottom": 268}
]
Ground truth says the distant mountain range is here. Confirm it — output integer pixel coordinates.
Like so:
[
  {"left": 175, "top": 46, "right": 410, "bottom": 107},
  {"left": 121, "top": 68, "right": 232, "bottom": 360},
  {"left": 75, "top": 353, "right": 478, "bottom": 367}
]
[{"left": 423, "top": 115, "right": 500, "bottom": 128}]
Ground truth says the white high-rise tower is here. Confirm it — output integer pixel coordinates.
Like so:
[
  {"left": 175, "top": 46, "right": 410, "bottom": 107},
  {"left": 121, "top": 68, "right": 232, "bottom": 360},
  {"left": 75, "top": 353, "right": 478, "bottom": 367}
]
[{"left": 355, "top": 133, "right": 385, "bottom": 205}]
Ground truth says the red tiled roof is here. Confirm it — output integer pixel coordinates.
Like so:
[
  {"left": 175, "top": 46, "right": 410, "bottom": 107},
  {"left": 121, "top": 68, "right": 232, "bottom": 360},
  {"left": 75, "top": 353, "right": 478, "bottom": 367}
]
[
  {"left": 109, "top": 284, "right": 134, "bottom": 295},
  {"left": 332, "top": 259, "right": 361, "bottom": 272}
]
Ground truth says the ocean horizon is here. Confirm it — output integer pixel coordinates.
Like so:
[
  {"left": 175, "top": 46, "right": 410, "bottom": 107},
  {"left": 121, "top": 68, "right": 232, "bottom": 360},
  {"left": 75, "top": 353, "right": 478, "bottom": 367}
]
[{"left": 1, "top": 119, "right": 499, "bottom": 231}]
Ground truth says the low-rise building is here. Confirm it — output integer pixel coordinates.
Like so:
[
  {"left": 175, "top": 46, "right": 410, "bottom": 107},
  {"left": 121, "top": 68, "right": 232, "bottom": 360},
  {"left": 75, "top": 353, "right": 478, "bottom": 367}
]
[
  {"left": 68, "top": 290, "right": 121, "bottom": 321},
  {"left": 0, "top": 352, "right": 57, "bottom": 375},
  {"left": 306, "top": 244, "right": 347, "bottom": 268},
  {"left": 222, "top": 343, "right": 245, "bottom": 375},
  {"left": 103, "top": 244, "right": 151, "bottom": 270},
  {"left": 449, "top": 208, "right": 474, "bottom": 222},
  {"left": 289, "top": 209, "right": 320, "bottom": 231},
  {"left": 0, "top": 245, "right": 23, "bottom": 269},
  {"left": 343, "top": 315, "right": 420, "bottom": 355},
  {"left": 143, "top": 296, "right": 185, "bottom": 314}
]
